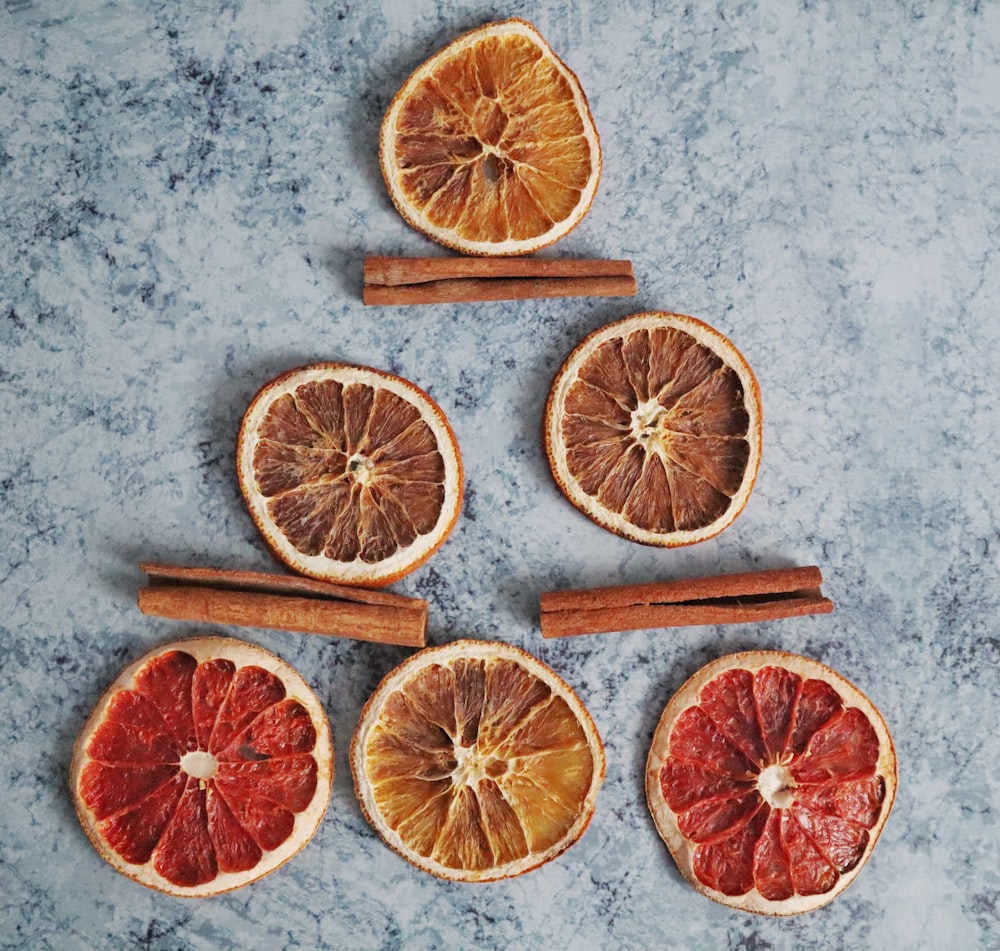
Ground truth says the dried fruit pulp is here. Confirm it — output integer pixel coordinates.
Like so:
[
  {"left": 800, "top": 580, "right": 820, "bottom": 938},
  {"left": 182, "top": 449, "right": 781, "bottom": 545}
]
[
  {"left": 71, "top": 637, "right": 333, "bottom": 896},
  {"left": 381, "top": 18, "right": 601, "bottom": 255},
  {"left": 646, "top": 651, "right": 896, "bottom": 915},
  {"left": 546, "top": 312, "right": 762, "bottom": 546},
  {"left": 351, "top": 639, "right": 605, "bottom": 881},
  {"left": 237, "top": 363, "right": 463, "bottom": 587}
]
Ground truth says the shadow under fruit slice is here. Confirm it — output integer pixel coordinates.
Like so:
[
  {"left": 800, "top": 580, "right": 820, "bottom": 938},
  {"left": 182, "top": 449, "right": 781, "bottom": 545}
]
[
  {"left": 380, "top": 17, "right": 602, "bottom": 256},
  {"left": 70, "top": 636, "right": 333, "bottom": 897},
  {"left": 645, "top": 650, "right": 897, "bottom": 915},
  {"left": 237, "top": 363, "right": 464, "bottom": 587},
  {"left": 350, "top": 639, "right": 605, "bottom": 882},
  {"left": 544, "top": 312, "right": 763, "bottom": 547}
]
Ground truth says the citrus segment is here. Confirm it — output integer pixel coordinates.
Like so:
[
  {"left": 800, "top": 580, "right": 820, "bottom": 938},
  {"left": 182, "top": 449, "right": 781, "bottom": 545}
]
[
  {"left": 545, "top": 312, "right": 762, "bottom": 546},
  {"left": 70, "top": 637, "right": 333, "bottom": 897},
  {"left": 351, "top": 639, "right": 605, "bottom": 881},
  {"left": 237, "top": 363, "right": 463, "bottom": 587},
  {"left": 380, "top": 18, "right": 601, "bottom": 255},
  {"left": 646, "top": 651, "right": 896, "bottom": 915}
]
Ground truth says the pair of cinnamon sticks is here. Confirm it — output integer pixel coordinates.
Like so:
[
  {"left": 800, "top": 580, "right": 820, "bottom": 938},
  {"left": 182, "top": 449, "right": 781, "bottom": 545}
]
[
  {"left": 363, "top": 255, "right": 636, "bottom": 306},
  {"left": 540, "top": 566, "right": 833, "bottom": 638},
  {"left": 138, "top": 562, "right": 831, "bottom": 646},
  {"left": 138, "top": 563, "right": 427, "bottom": 647}
]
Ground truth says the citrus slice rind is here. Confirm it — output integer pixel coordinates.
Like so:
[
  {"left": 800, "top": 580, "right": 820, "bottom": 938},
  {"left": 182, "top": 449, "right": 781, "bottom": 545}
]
[
  {"left": 69, "top": 636, "right": 334, "bottom": 897},
  {"left": 237, "top": 363, "right": 464, "bottom": 587},
  {"left": 379, "top": 17, "right": 602, "bottom": 256},
  {"left": 350, "top": 639, "right": 606, "bottom": 882},
  {"left": 645, "top": 650, "right": 897, "bottom": 916},
  {"left": 544, "top": 312, "right": 763, "bottom": 547}
]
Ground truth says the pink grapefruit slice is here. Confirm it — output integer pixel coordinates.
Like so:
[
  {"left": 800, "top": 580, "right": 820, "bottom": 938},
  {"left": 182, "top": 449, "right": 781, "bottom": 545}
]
[
  {"left": 646, "top": 650, "right": 897, "bottom": 915},
  {"left": 70, "top": 636, "right": 333, "bottom": 896}
]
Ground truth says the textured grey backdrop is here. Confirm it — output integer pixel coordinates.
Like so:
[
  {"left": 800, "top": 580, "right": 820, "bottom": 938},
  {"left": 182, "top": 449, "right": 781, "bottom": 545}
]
[{"left": 2, "top": 1, "right": 998, "bottom": 949}]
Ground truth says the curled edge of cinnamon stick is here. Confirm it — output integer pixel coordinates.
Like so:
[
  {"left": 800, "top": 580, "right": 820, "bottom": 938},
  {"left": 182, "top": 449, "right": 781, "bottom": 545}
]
[
  {"left": 363, "top": 255, "right": 637, "bottom": 306},
  {"left": 138, "top": 563, "right": 427, "bottom": 648},
  {"left": 539, "top": 566, "right": 834, "bottom": 639}
]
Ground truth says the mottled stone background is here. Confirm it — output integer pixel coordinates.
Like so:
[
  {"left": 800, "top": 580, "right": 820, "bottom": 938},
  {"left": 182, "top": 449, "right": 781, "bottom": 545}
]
[{"left": 2, "top": 1, "right": 998, "bottom": 948}]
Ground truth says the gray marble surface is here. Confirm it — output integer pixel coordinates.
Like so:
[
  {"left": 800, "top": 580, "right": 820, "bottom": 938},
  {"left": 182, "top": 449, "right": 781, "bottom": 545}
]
[{"left": 2, "top": 1, "right": 998, "bottom": 948}]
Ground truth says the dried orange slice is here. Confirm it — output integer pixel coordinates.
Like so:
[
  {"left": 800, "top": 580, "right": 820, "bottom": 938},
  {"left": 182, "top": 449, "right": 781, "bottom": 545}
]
[
  {"left": 646, "top": 651, "right": 897, "bottom": 915},
  {"left": 545, "top": 312, "right": 762, "bottom": 546},
  {"left": 379, "top": 18, "right": 602, "bottom": 255},
  {"left": 237, "top": 363, "right": 463, "bottom": 587},
  {"left": 350, "top": 639, "right": 605, "bottom": 881},
  {"left": 70, "top": 637, "right": 333, "bottom": 897}
]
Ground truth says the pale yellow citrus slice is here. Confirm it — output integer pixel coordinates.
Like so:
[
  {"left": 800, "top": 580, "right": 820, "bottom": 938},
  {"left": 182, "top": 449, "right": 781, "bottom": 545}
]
[
  {"left": 545, "top": 312, "right": 763, "bottom": 546},
  {"left": 646, "top": 650, "right": 897, "bottom": 915},
  {"left": 350, "top": 639, "right": 605, "bottom": 881},
  {"left": 237, "top": 363, "right": 463, "bottom": 587},
  {"left": 380, "top": 17, "right": 602, "bottom": 255},
  {"left": 70, "top": 636, "right": 333, "bottom": 897}
]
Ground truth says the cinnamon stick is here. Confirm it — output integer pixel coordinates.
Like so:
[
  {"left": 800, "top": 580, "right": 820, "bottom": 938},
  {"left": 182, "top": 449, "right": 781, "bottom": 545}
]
[
  {"left": 138, "top": 563, "right": 427, "bottom": 647},
  {"left": 363, "top": 255, "right": 636, "bottom": 306},
  {"left": 540, "top": 566, "right": 833, "bottom": 639}
]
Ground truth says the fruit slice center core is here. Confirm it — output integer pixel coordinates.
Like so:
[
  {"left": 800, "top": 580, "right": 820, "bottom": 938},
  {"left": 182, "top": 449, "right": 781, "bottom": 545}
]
[
  {"left": 472, "top": 97, "right": 508, "bottom": 148},
  {"left": 482, "top": 151, "right": 501, "bottom": 184},
  {"left": 630, "top": 398, "right": 670, "bottom": 451},
  {"left": 180, "top": 750, "right": 219, "bottom": 781},
  {"left": 452, "top": 742, "right": 506, "bottom": 786},
  {"left": 757, "top": 762, "right": 795, "bottom": 809},
  {"left": 347, "top": 453, "right": 375, "bottom": 486}
]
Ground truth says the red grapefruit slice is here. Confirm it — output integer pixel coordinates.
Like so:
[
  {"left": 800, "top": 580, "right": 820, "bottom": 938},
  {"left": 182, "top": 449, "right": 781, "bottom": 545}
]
[
  {"left": 645, "top": 650, "right": 896, "bottom": 915},
  {"left": 70, "top": 637, "right": 333, "bottom": 896}
]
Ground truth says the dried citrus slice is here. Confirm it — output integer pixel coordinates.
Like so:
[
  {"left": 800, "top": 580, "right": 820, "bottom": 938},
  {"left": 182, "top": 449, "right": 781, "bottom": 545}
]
[
  {"left": 237, "top": 363, "right": 463, "bottom": 587},
  {"left": 351, "top": 639, "right": 605, "bottom": 881},
  {"left": 545, "top": 312, "right": 763, "bottom": 546},
  {"left": 70, "top": 636, "right": 333, "bottom": 897},
  {"left": 379, "top": 17, "right": 602, "bottom": 255},
  {"left": 646, "top": 650, "right": 897, "bottom": 915}
]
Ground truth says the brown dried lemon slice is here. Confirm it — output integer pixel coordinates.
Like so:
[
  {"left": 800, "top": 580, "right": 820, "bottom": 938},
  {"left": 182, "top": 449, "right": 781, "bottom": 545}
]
[
  {"left": 237, "top": 363, "right": 463, "bottom": 586},
  {"left": 545, "top": 312, "right": 762, "bottom": 546}
]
